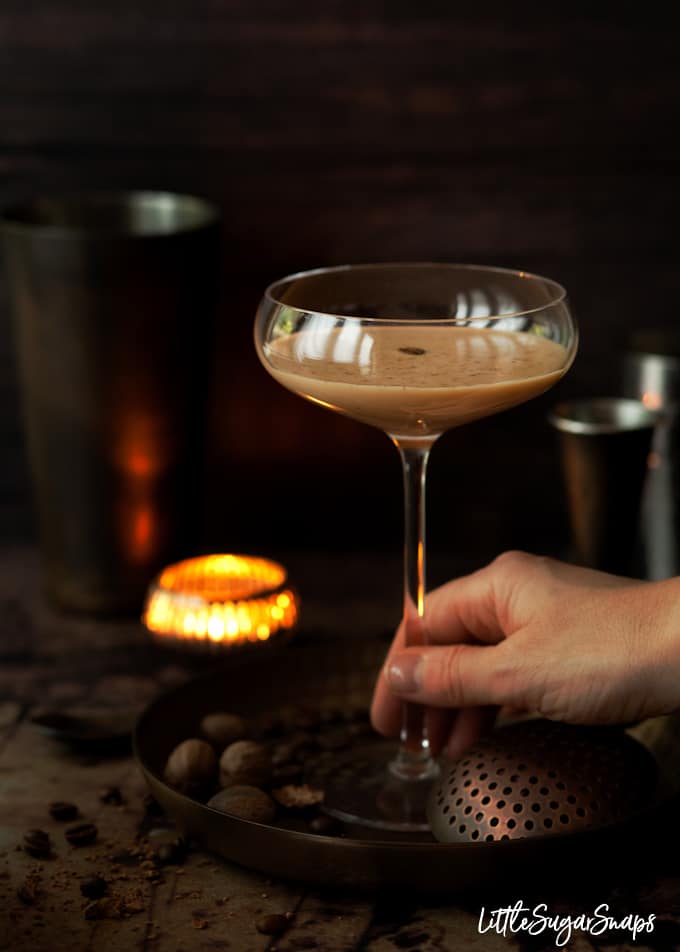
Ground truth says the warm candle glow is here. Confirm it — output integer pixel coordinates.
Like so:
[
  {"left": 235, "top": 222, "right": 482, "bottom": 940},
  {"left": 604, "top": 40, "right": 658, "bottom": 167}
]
[{"left": 143, "top": 554, "right": 298, "bottom": 649}]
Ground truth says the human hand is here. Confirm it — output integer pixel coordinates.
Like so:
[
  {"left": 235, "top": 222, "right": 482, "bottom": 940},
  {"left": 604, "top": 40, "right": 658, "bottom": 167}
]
[{"left": 371, "top": 551, "right": 680, "bottom": 759}]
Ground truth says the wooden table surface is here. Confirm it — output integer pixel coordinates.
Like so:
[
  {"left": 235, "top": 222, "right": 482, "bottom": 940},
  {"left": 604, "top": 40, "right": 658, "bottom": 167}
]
[{"left": 2, "top": 546, "right": 680, "bottom": 952}]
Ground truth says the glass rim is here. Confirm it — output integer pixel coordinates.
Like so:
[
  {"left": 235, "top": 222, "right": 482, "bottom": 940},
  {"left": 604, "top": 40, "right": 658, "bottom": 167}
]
[{"left": 263, "top": 262, "right": 568, "bottom": 324}]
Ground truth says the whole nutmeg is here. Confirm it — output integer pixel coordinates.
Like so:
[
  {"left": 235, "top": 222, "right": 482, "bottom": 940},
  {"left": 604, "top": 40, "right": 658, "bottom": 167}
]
[
  {"left": 163, "top": 739, "right": 217, "bottom": 793},
  {"left": 219, "top": 740, "right": 271, "bottom": 788},
  {"left": 200, "top": 712, "right": 249, "bottom": 748},
  {"left": 208, "top": 785, "right": 276, "bottom": 823}
]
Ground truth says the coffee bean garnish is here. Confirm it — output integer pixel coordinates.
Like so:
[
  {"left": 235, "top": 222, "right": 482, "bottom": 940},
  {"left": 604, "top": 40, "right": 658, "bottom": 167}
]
[
  {"left": 48, "top": 801, "right": 79, "bottom": 821},
  {"left": 23, "top": 829, "right": 51, "bottom": 858},
  {"left": 80, "top": 876, "right": 108, "bottom": 899},
  {"left": 398, "top": 346, "right": 426, "bottom": 356},
  {"left": 65, "top": 822, "right": 98, "bottom": 846},
  {"left": 99, "top": 785, "right": 124, "bottom": 805},
  {"left": 308, "top": 815, "right": 343, "bottom": 837},
  {"left": 257, "top": 913, "right": 289, "bottom": 935}
]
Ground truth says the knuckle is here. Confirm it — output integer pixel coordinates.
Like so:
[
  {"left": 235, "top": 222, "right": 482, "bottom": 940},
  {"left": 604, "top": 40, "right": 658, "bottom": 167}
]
[{"left": 493, "top": 550, "right": 533, "bottom": 574}]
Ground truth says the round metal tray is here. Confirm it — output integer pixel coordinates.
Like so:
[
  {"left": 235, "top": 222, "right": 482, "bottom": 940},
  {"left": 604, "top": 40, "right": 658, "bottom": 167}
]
[{"left": 134, "top": 638, "right": 679, "bottom": 893}]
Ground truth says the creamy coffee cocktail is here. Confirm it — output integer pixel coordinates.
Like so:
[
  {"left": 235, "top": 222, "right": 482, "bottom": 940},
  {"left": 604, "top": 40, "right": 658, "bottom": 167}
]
[{"left": 265, "top": 324, "right": 567, "bottom": 439}]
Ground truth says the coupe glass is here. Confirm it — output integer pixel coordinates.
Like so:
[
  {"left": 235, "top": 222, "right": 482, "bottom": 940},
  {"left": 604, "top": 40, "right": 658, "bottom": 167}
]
[{"left": 254, "top": 263, "right": 577, "bottom": 831}]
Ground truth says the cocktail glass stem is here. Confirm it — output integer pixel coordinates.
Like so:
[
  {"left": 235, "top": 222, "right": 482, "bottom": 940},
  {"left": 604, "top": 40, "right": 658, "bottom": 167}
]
[{"left": 389, "top": 440, "right": 440, "bottom": 783}]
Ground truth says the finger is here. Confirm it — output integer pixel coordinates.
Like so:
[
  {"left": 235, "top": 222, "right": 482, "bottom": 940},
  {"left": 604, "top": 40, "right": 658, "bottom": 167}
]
[
  {"left": 443, "top": 705, "right": 498, "bottom": 760},
  {"left": 371, "top": 623, "right": 407, "bottom": 737},
  {"left": 385, "top": 643, "right": 510, "bottom": 708}
]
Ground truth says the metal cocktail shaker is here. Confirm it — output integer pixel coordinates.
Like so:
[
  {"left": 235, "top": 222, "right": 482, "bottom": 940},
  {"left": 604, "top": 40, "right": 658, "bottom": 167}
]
[
  {"left": 2, "top": 192, "right": 221, "bottom": 614},
  {"left": 623, "top": 332, "right": 680, "bottom": 579}
]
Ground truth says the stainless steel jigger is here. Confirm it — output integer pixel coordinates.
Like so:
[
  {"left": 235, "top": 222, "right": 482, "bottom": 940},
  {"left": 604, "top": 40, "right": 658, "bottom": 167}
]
[
  {"left": 548, "top": 398, "right": 658, "bottom": 576},
  {"left": 427, "top": 720, "right": 657, "bottom": 843}
]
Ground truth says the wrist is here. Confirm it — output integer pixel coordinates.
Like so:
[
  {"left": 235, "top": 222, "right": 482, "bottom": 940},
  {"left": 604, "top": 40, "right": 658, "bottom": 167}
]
[{"left": 639, "top": 577, "right": 680, "bottom": 715}]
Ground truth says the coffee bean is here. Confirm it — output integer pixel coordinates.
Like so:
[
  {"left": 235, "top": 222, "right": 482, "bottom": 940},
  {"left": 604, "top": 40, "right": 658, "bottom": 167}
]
[
  {"left": 48, "top": 801, "right": 79, "bottom": 822},
  {"left": 308, "top": 815, "right": 343, "bottom": 837},
  {"left": 257, "top": 913, "right": 289, "bottom": 935},
  {"left": 65, "top": 822, "right": 98, "bottom": 846},
  {"left": 23, "top": 829, "right": 51, "bottom": 858},
  {"left": 398, "top": 346, "right": 426, "bottom": 356},
  {"left": 99, "top": 786, "right": 123, "bottom": 805},
  {"left": 80, "top": 876, "right": 108, "bottom": 899}
]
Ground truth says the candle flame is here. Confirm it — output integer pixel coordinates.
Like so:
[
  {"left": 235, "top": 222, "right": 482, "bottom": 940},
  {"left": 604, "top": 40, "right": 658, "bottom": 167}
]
[{"left": 143, "top": 554, "right": 298, "bottom": 648}]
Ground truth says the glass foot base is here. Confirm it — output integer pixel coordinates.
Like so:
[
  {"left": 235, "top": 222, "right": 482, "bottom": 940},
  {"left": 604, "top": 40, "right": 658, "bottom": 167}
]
[{"left": 310, "top": 742, "right": 440, "bottom": 832}]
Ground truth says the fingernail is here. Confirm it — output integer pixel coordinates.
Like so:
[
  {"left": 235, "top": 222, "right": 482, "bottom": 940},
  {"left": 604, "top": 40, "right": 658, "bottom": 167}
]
[{"left": 386, "top": 653, "right": 423, "bottom": 694}]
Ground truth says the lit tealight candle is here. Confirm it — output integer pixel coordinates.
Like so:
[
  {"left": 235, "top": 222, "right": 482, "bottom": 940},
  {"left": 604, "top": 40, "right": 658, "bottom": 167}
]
[{"left": 143, "top": 554, "right": 298, "bottom": 651}]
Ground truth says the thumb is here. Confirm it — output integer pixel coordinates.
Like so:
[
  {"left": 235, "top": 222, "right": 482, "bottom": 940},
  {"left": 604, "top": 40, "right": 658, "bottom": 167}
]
[{"left": 385, "top": 643, "right": 511, "bottom": 708}]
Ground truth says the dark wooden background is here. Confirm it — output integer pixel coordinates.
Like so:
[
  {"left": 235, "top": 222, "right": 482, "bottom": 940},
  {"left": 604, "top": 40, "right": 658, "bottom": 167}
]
[{"left": 1, "top": 3, "right": 679, "bottom": 580}]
